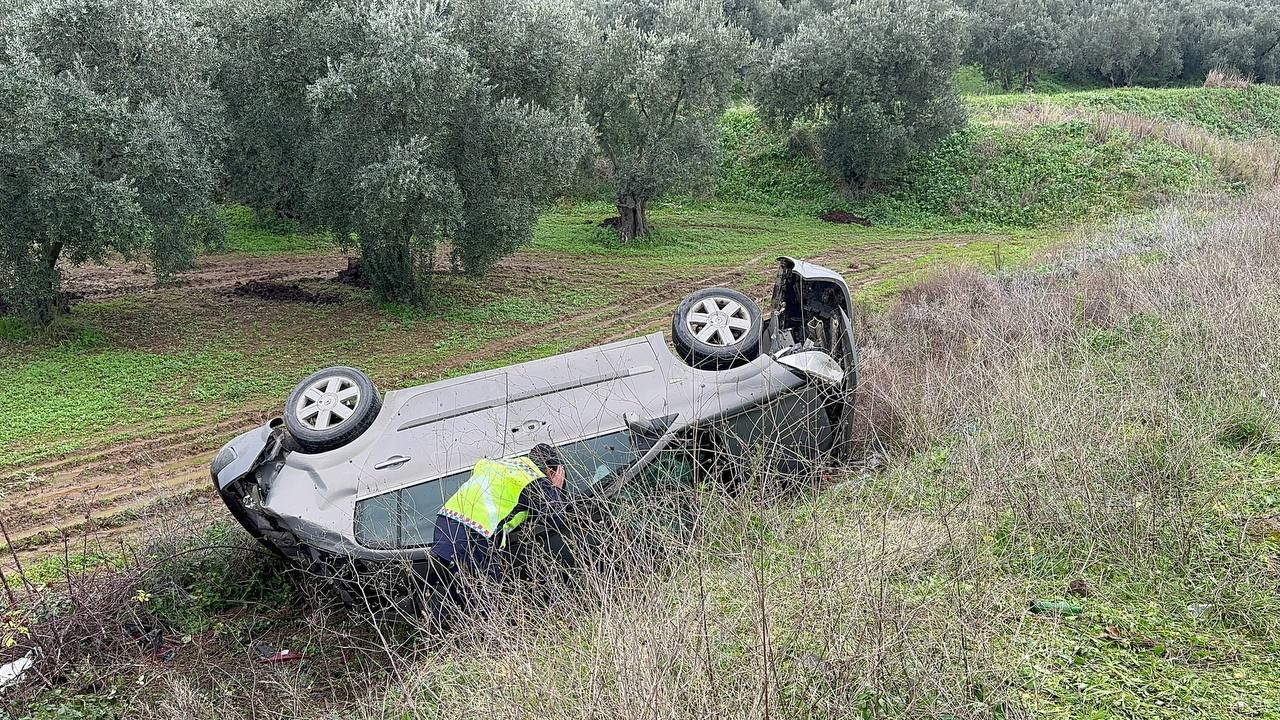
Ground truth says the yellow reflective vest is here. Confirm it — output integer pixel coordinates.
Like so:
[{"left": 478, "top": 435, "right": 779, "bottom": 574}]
[{"left": 438, "top": 456, "right": 544, "bottom": 539}]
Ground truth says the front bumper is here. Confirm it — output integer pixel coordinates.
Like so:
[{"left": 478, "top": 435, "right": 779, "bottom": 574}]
[{"left": 212, "top": 420, "right": 303, "bottom": 559}]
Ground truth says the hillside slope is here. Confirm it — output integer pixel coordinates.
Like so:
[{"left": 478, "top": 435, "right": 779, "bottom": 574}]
[{"left": 709, "top": 86, "right": 1280, "bottom": 231}]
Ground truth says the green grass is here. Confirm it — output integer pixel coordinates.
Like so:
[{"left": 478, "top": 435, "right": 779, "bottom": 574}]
[
  {"left": 219, "top": 204, "right": 335, "bottom": 255},
  {"left": 676, "top": 99, "right": 1236, "bottom": 232},
  {"left": 970, "top": 85, "right": 1280, "bottom": 139},
  {"left": 854, "top": 122, "right": 1219, "bottom": 230}
]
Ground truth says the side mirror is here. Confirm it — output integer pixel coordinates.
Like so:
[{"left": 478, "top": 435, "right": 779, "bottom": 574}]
[
  {"left": 624, "top": 412, "right": 677, "bottom": 439},
  {"left": 776, "top": 349, "right": 845, "bottom": 387}
]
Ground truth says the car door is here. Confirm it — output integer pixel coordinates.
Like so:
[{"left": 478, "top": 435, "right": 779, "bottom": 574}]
[
  {"left": 355, "top": 374, "right": 508, "bottom": 547},
  {"left": 505, "top": 338, "right": 665, "bottom": 452}
]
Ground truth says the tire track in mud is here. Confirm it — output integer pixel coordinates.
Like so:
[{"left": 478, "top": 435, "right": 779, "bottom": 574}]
[
  {"left": 4, "top": 240, "right": 935, "bottom": 562},
  {"left": 63, "top": 254, "right": 351, "bottom": 302}
]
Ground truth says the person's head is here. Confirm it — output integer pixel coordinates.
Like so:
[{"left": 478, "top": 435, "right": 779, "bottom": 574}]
[{"left": 528, "top": 443, "right": 566, "bottom": 488}]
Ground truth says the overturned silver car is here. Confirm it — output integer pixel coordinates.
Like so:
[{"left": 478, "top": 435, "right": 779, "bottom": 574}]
[{"left": 212, "top": 258, "right": 858, "bottom": 575}]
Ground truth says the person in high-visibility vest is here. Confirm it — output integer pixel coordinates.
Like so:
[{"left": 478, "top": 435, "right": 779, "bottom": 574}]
[{"left": 429, "top": 443, "right": 568, "bottom": 583}]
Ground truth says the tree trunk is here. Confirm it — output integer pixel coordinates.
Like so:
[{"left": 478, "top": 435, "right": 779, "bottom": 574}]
[
  {"left": 31, "top": 240, "right": 63, "bottom": 327},
  {"left": 616, "top": 194, "right": 650, "bottom": 243}
]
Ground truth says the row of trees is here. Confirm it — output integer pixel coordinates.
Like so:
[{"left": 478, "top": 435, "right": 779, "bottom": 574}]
[
  {"left": 2, "top": 0, "right": 1272, "bottom": 324},
  {"left": 963, "top": 0, "right": 1280, "bottom": 90}
]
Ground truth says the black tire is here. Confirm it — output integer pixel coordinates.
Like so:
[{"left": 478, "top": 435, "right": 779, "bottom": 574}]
[
  {"left": 671, "top": 287, "right": 763, "bottom": 369},
  {"left": 284, "top": 366, "right": 381, "bottom": 454}
]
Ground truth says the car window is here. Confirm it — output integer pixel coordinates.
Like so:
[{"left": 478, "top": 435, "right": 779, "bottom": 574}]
[
  {"left": 353, "top": 430, "right": 640, "bottom": 548},
  {"left": 399, "top": 470, "right": 470, "bottom": 548},
  {"left": 353, "top": 469, "right": 469, "bottom": 549},
  {"left": 353, "top": 491, "right": 398, "bottom": 549},
  {"left": 558, "top": 429, "right": 640, "bottom": 492},
  {"left": 609, "top": 440, "right": 700, "bottom": 539}
]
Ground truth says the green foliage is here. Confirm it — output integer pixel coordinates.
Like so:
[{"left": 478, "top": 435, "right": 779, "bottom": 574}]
[
  {"left": 970, "top": 85, "right": 1280, "bottom": 139},
  {"left": 306, "top": 0, "right": 591, "bottom": 304},
  {"left": 220, "top": 205, "right": 334, "bottom": 255},
  {"left": 855, "top": 121, "right": 1217, "bottom": 229},
  {"left": 754, "top": 0, "right": 967, "bottom": 188},
  {"left": 0, "top": 0, "right": 224, "bottom": 326},
  {"left": 0, "top": 317, "right": 35, "bottom": 343},
  {"left": 963, "top": 0, "right": 1060, "bottom": 92},
  {"left": 145, "top": 523, "right": 291, "bottom": 633},
  {"left": 712, "top": 106, "right": 844, "bottom": 215},
  {"left": 10, "top": 689, "right": 120, "bottom": 720},
  {"left": 580, "top": 0, "right": 749, "bottom": 240},
  {"left": 210, "top": 0, "right": 591, "bottom": 305},
  {"left": 3, "top": 552, "right": 126, "bottom": 588},
  {"left": 1058, "top": 0, "right": 1187, "bottom": 86},
  {"left": 206, "top": 0, "right": 358, "bottom": 217},
  {"left": 1190, "top": 0, "right": 1280, "bottom": 83}
]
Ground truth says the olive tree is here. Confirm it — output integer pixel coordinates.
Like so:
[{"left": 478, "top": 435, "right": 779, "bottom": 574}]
[
  {"left": 1057, "top": 0, "right": 1185, "bottom": 85},
  {"left": 303, "top": 0, "right": 592, "bottom": 304},
  {"left": 755, "top": 0, "right": 966, "bottom": 189},
  {"left": 0, "top": 0, "right": 224, "bottom": 326},
  {"left": 580, "top": 0, "right": 750, "bottom": 241},
  {"left": 207, "top": 0, "right": 360, "bottom": 217},
  {"left": 965, "top": 0, "right": 1062, "bottom": 90},
  {"left": 1192, "top": 0, "right": 1280, "bottom": 81}
]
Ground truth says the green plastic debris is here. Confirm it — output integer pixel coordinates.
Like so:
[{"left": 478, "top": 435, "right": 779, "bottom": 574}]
[{"left": 1029, "top": 600, "right": 1083, "bottom": 616}]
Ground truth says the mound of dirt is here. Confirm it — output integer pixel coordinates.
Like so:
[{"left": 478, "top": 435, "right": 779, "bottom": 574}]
[
  {"left": 335, "top": 257, "right": 371, "bottom": 288},
  {"left": 819, "top": 210, "right": 873, "bottom": 226},
  {"left": 233, "top": 280, "right": 341, "bottom": 304}
]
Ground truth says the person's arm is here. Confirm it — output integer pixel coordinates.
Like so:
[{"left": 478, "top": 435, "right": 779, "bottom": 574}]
[{"left": 520, "top": 470, "right": 570, "bottom": 530}]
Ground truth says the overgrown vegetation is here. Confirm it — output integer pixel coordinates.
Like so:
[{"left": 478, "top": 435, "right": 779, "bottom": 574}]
[{"left": 6, "top": 191, "right": 1279, "bottom": 719}]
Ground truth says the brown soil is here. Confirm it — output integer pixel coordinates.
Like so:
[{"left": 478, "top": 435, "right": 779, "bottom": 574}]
[
  {"left": 820, "top": 210, "right": 874, "bottom": 226},
  {"left": 62, "top": 253, "right": 351, "bottom": 302},
  {"left": 232, "top": 280, "right": 342, "bottom": 304},
  {"left": 335, "top": 257, "right": 371, "bottom": 288}
]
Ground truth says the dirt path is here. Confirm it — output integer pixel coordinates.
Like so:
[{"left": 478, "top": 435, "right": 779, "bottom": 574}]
[
  {"left": 3, "top": 237, "right": 948, "bottom": 570},
  {"left": 62, "top": 253, "right": 352, "bottom": 302}
]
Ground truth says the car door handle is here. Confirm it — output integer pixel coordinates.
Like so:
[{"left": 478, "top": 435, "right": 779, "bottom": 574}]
[{"left": 374, "top": 455, "right": 411, "bottom": 470}]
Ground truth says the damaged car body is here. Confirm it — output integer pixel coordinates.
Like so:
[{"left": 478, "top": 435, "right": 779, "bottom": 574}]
[{"left": 212, "top": 257, "right": 858, "bottom": 582}]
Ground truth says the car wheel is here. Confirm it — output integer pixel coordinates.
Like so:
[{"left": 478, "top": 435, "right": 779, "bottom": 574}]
[
  {"left": 671, "top": 287, "right": 763, "bottom": 369},
  {"left": 284, "top": 366, "right": 381, "bottom": 454}
]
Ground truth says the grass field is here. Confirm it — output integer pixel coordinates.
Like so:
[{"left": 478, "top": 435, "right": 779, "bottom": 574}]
[{"left": 4, "top": 84, "right": 1280, "bottom": 720}]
